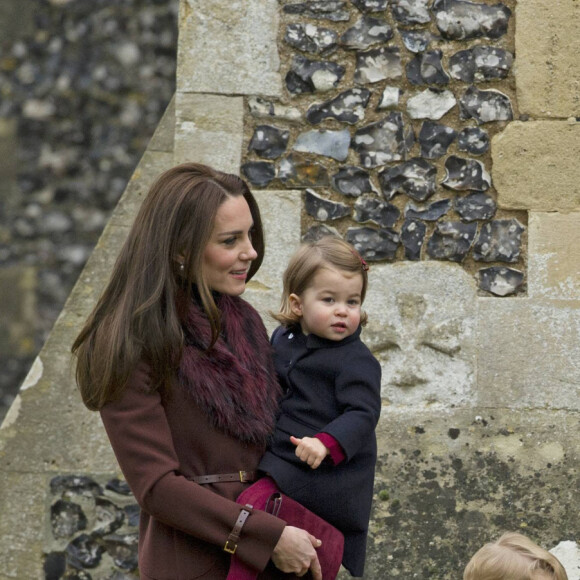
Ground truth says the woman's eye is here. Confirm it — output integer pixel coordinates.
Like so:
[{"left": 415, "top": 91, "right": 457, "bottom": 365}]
[{"left": 223, "top": 237, "right": 237, "bottom": 246}]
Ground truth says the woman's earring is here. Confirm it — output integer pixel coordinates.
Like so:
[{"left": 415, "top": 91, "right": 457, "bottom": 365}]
[{"left": 179, "top": 263, "right": 185, "bottom": 273}]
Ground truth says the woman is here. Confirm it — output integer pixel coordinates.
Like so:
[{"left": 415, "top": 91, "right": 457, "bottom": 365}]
[{"left": 72, "top": 163, "right": 322, "bottom": 580}]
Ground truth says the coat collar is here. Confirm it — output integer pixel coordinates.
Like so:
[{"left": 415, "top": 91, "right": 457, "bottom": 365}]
[{"left": 285, "top": 324, "right": 362, "bottom": 350}]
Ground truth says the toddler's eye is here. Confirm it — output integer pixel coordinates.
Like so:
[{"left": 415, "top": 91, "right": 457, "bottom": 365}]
[{"left": 322, "top": 297, "right": 334, "bottom": 303}]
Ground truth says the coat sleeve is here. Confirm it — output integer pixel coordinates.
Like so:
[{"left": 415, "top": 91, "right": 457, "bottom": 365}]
[
  {"left": 99, "top": 363, "right": 286, "bottom": 572},
  {"left": 319, "top": 350, "right": 382, "bottom": 461}
]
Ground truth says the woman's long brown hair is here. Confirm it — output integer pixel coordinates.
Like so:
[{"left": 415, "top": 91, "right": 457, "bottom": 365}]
[{"left": 72, "top": 163, "right": 264, "bottom": 410}]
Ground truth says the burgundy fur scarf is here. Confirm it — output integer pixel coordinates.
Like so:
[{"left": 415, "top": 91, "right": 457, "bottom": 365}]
[{"left": 178, "top": 294, "right": 282, "bottom": 447}]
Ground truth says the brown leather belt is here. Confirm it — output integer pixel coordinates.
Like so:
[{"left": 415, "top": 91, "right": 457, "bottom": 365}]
[{"left": 188, "top": 471, "right": 257, "bottom": 484}]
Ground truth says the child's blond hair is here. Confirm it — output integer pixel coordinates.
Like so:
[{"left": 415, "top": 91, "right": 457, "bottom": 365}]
[
  {"left": 273, "top": 236, "right": 369, "bottom": 327},
  {"left": 464, "top": 532, "right": 568, "bottom": 580}
]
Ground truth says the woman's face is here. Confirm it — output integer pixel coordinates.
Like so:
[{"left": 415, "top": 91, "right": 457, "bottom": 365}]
[{"left": 202, "top": 195, "right": 258, "bottom": 296}]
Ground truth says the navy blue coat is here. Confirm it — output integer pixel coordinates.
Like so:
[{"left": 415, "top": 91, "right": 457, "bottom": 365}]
[{"left": 258, "top": 325, "right": 382, "bottom": 577}]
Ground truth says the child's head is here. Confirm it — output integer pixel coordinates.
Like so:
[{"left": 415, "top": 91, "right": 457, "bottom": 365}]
[
  {"left": 274, "top": 236, "right": 369, "bottom": 339},
  {"left": 464, "top": 533, "right": 568, "bottom": 580}
]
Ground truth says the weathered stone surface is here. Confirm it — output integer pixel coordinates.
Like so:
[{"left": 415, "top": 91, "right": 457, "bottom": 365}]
[
  {"left": 331, "top": 166, "right": 375, "bottom": 197},
  {"left": 418, "top": 121, "right": 456, "bottom": 159},
  {"left": 346, "top": 226, "right": 400, "bottom": 261},
  {"left": 355, "top": 47, "right": 402, "bottom": 84},
  {"left": 283, "top": 1, "right": 350, "bottom": 21},
  {"left": 478, "top": 300, "right": 580, "bottom": 410},
  {"left": 473, "top": 219, "right": 525, "bottom": 263},
  {"left": 175, "top": 93, "right": 243, "bottom": 174},
  {"left": 477, "top": 266, "right": 524, "bottom": 296},
  {"left": 454, "top": 192, "right": 496, "bottom": 221},
  {"left": 302, "top": 224, "right": 341, "bottom": 243},
  {"left": 340, "top": 15, "right": 393, "bottom": 50},
  {"left": 442, "top": 155, "right": 491, "bottom": 192},
  {"left": 457, "top": 126, "right": 489, "bottom": 155},
  {"left": 304, "top": 189, "right": 351, "bottom": 221},
  {"left": 401, "top": 218, "right": 426, "bottom": 260},
  {"left": 66, "top": 533, "right": 105, "bottom": 569},
  {"left": 50, "top": 500, "right": 87, "bottom": 538},
  {"left": 0, "top": 471, "right": 47, "bottom": 578},
  {"left": 241, "top": 161, "right": 276, "bottom": 187},
  {"left": 492, "top": 121, "right": 580, "bottom": 211},
  {"left": 177, "top": 0, "right": 281, "bottom": 96},
  {"left": 278, "top": 154, "right": 330, "bottom": 188},
  {"left": 286, "top": 55, "right": 346, "bottom": 94},
  {"left": 352, "top": 112, "right": 415, "bottom": 168},
  {"left": 0, "top": 265, "right": 36, "bottom": 357},
  {"left": 516, "top": 0, "right": 580, "bottom": 117},
  {"left": 354, "top": 195, "right": 400, "bottom": 228},
  {"left": 377, "top": 86, "right": 400, "bottom": 110},
  {"left": 405, "top": 199, "right": 451, "bottom": 221},
  {"left": 432, "top": 0, "right": 511, "bottom": 40},
  {"left": 406, "top": 50, "right": 450, "bottom": 86},
  {"left": 352, "top": 0, "right": 388, "bottom": 12},
  {"left": 248, "top": 125, "right": 289, "bottom": 159},
  {"left": 293, "top": 129, "right": 351, "bottom": 161},
  {"left": 367, "top": 409, "right": 580, "bottom": 578},
  {"left": 248, "top": 96, "right": 302, "bottom": 123},
  {"left": 460, "top": 86, "right": 513, "bottom": 124},
  {"left": 284, "top": 23, "right": 338, "bottom": 55},
  {"left": 306, "top": 88, "right": 371, "bottom": 125},
  {"left": 449, "top": 46, "right": 513, "bottom": 82},
  {"left": 528, "top": 212, "right": 580, "bottom": 301},
  {"left": 401, "top": 30, "right": 434, "bottom": 53},
  {"left": 364, "top": 262, "right": 476, "bottom": 405},
  {"left": 391, "top": 0, "right": 431, "bottom": 25},
  {"left": 407, "top": 88, "right": 456, "bottom": 120},
  {"left": 427, "top": 221, "right": 477, "bottom": 262},
  {"left": 102, "top": 533, "right": 139, "bottom": 571},
  {"left": 379, "top": 158, "right": 437, "bottom": 202}
]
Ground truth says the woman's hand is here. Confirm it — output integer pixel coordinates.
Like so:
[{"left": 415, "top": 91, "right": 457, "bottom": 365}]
[
  {"left": 290, "top": 436, "right": 329, "bottom": 469},
  {"left": 272, "top": 526, "right": 322, "bottom": 580}
]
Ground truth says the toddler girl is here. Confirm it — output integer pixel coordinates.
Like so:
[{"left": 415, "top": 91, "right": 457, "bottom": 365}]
[{"left": 258, "top": 236, "right": 382, "bottom": 577}]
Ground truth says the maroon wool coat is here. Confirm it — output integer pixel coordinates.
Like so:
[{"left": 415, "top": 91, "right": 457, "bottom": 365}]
[{"left": 100, "top": 362, "right": 287, "bottom": 580}]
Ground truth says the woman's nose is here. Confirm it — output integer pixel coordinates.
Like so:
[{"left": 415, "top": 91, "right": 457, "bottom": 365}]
[{"left": 241, "top": 238, "right": 258, "bottom": 261}]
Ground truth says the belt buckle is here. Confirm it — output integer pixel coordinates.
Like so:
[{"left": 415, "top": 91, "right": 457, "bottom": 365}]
[
  {"left": 224, "top": 539, "right": 237, "bottom": 554},
  {"left": 239, "top": 470, "right": 249, "bottom": 482}
]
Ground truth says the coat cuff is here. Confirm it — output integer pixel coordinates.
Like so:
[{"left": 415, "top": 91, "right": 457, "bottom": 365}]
[{"left": 315, "top": 433, "right": 346, "bottom": 465}]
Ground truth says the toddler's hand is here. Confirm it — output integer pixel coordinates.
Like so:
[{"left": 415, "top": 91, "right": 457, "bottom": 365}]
[{"left": 290, "top": 436, "right": 329, "bottom": 469}]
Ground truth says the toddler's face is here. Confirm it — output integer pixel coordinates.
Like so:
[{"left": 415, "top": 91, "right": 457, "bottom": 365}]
[{"left": 290, "top": 266, "right": 362, "bottom": 341}]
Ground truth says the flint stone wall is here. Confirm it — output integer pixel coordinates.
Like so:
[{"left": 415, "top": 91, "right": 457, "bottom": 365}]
[{"left": 1, "top": 1, "right": 580, "bottom": 579}]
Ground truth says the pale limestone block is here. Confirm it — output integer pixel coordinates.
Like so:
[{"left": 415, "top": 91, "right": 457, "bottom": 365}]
[
  {"left": 492, "top": 121, "right": 580, "bottom": 211},
  {"left": 516, "top": 0, "right": 580, "bottom": 117},
  {"left": 148, "top": 95, "right": 175, "bottom": 153},
  {"left": 243, "top": 190, "right": 302, "bottom": 335},
  {"left": 0, "top": 471, "right": 46, "bottom": 579},
  {"left": 363, "top": 262, "right": 477, "bottom": 409},
  {"left": 0, "top": 316, "right": 118, "bottom": 472},
  {"left": 528, "top": 212, "right": 580, "bottom": 300},
  {"left": 174, "top": 93, "right": 244, "bottom": 175},
  {"left": 177, "top": 0, "right": 281, "bottom": 97},
  {"left": 477, "top": 298, "right": 580, "bottom": 410}
]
